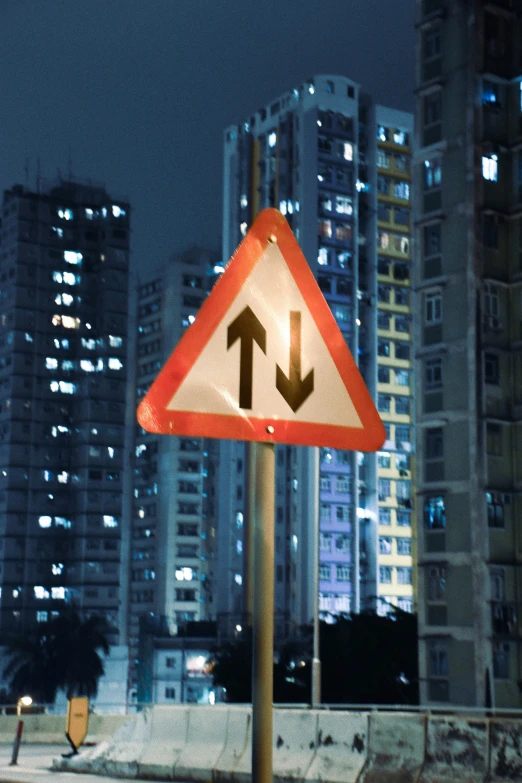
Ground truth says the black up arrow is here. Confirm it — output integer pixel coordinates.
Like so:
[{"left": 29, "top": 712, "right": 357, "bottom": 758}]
[
  {"left": 276, "top": 311, "right": 314, "bottom": 412},
  {"left": 227, "top": 306, "right": 267, "bottom": 409}
]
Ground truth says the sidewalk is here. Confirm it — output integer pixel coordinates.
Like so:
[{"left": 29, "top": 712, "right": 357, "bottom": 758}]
[{"left": 0, "top": 744, "right": 197, "bottom": 783}]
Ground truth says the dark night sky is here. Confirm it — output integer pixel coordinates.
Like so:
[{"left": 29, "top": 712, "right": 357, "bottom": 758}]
[{"left": 0, "top": 1, "right": 414, "bottom": 276}]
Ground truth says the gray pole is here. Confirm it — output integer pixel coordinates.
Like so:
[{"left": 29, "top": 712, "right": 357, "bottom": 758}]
[
  {"left": 246, "top": 442, "right": 257, "bottom": 627},
  {"left": 311, "top": 446, "right": 321, "bottom": 706},
  {"left": 252, "top": 440, "right": 275, "bottom": 783}
]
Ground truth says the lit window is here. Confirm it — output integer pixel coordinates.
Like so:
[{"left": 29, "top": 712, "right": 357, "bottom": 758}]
[
  {"left": 61, "top": 316, "right": 80, "bottom": 329},
  {"left": 61, "top": 360, "right": 74, "bottom": 371},
  {"left": 240, "top": 222, "right": 247, "bottom": 236},
  {"left": 25, "top": 332, "right": 33, "bottom": 342},
  {"left": 279, "top": 200, "right": 287, "bottom": 215},
  {"left": 51, "top": 226, "right": 64, "bottom": 238},
  {"left": 308, "top": 82, "right": 315, "bottom": 94},
  {"left": 377, "top": 125, "right": 388, "bottom": 142},
  {"left": 81, "top": 360, "right": 95, "bottom": 372},
  {"left": 63, "top": 271, "right": 79, "bottom": 285},
  {"left": 424, "top": 158, "right": 442, "bottom": 189},
  {"left": 235, "top": 573, "right": 243, "bottom": 585},
  {"left": 52, "top": 587, "right": 65, "bottom": 600},
  {"left": 46, "top": 357, "right": 58, "bottom": 370},
  {"left": 53, "top": 272, "right": 63, "bottom": 283},
  {"left": 108, "top": 358, "right": 123, "bottom": 370},
  {"left": 52, "top": 563, "right": 64, "bottom": 575},
  {"left": 38, "top": 516, "right": 52, "bottom": 528},
  {"left": 103, "top": 515, "right": 118, "bottom": 528},
  {"left": 343, "top": 142, "right": 353, "bottom": 161},
  {"left": 34, "top": 586, "right": 50, "bottom": 599},
  {"left": 37, "top": 611, "right": 48, "bottom": 623},
  {"left": 318, "top": 248, "right": 330, "bottom": 267},
  {"left": 57, "top": 471, "right": 69, "bottom": 484},
  {"left": 240, "top": 194, "right": 248, "bottom": 208},
  {"left": 61, "top": 293, "right": 73, "bottom": 306},
  {"left": 57, "top": 209, "right": 74, "bottom": 221},
  {"left": 268, "top": 132, "right": 277, "bottom": 148},
  {"left": 483, "top": 80, "right": 499, "bottom": 106},
  {"left": 393, "top": 130, "right": 408, "bottom": 145},
  {"left": 63, "top": 250, "right": 82, "bottom": 265},
  {"left": 82, "top": 338, "right": 96, "bottom": 350},
  {"left": 335, "top": 196, "right": 353, "bottom": 215},
  {"left": 482, "top": 154, "right": 498, "bottom": 182},
  {"left": 50, "top": 381, "right": 59, "bottom": 392},
  {"left": 112, "top": 205, "right": 126, "bottom": 218},
  {"left": 102, "top": 207, "right": 108, "bottom": 218},
  {"left": 85, "top": 208, "right": 94, "bottom": 219},
  {"left": 55, "top": 517, "right": 72, "bottom": 528},
  {"left": 109, "top": 335, "right": 123, "bottom": 347}
]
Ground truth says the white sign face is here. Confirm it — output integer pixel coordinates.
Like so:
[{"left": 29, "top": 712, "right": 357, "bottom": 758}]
[{"left": 166, "top": 242, "right": 363, "bottom": 429}]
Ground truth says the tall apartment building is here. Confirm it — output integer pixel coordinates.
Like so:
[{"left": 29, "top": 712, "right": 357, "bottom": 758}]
[
  {"left": 221, "top": 75, "right": 414, "bottom": 638},
  {"left": 414, "top": 0, "right": 522, "bottom": 706},
  {"left": 0, "top": 180, "right": 133, "bottom": 645},
  {"left": 130, "top": 247, "right": 221, "bottom": 700}
]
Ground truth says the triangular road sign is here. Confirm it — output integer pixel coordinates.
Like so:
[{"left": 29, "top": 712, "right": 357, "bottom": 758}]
[{"left": 137, "top": 208, "right": 385, "bottom": 451}]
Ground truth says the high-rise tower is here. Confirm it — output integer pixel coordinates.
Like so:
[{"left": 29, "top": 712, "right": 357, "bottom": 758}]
[
  {"left": 414, "top": 0, "right": 522, "bottom": 706},
  {"left": 221, "top": 76, "right": 414, "bottom": 638},
  {"left": 0, "top": 180, "right": 133, "bottom": 645}
]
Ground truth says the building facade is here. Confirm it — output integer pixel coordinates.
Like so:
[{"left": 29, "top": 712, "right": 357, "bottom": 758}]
[
  {"left": 0, "top": 180, "right": 133, "bottom": 645},
  {"left": 221, "top": 75, "right": 414, "bottom": 637},
  {"left": 129, "top": 248, "right": 221, "bottom": 699},
  {"left": 414, "top": 0, "right": 522, "bottom": 706}
]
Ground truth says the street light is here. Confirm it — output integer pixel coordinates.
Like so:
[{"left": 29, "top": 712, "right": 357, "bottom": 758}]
[{"left": 17, "top": 696, "right": 32, "bottom": 716}]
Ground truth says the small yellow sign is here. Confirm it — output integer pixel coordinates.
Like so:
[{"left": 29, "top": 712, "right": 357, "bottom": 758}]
[{"left": 66, "top": 697, "right": 89, "bottom": 751}]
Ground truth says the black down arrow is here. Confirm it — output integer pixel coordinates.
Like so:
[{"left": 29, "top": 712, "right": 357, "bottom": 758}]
[{"left": 276, "top": 311, "right": 314, "bottom": 412}]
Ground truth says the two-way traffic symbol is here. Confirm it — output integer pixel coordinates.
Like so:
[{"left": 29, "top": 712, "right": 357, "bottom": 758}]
[
  {"left": 227, "top": 307, "right": 314, "bottom": 413},
  {"left": 137, "top": 208, "right": 385, "bottom": 451}
]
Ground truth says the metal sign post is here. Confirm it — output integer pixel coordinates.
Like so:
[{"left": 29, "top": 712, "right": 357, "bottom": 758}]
[{"left": 251, "top": 440, "right": 275, "bottom": 783}]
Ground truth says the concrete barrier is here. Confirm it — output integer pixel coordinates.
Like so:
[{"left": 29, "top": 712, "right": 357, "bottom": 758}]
[
  {"left": 0, "top": 712, "right": 127, "bottom": 745},
  {"left": 487, "top": 719, "right": 522, "bottom": 782},
  {"left": 54, "top": 708, "right": 152, "bottom": 778},
  {"left": 272, "top": 708, "right": 318, "bottom": 782},
  {"left": 359, "top": 712, "right": 426, "bottom": 782},
  {"left": 174, "top": 705, "right": 229, "bottom": 781},
  {"left": 419, "top": 716, "right": 489, "bottom": 783},
  {"left": 305, "top": 711, "right": 368, "bottom": 783},
  {"left": 137, "top": 705, "right": 189, "bottom": 780},
  {"left": 213, "top": 705, "right": 251, "bottom": 781}
]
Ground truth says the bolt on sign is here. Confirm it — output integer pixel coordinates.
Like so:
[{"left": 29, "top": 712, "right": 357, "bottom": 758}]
[{"left": 138, "top": 208, "right": 385, "bottom": 451}]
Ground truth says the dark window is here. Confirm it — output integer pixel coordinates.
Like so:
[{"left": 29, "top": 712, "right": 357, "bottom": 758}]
[
  {"left": 426, "top": 357, "right": 443, "bottom": 389},
  {"left": 483, "top": 215, "right": 498, "bottom": 249},
  {"left": 485, "top": 353, "right": 499, "bottom": 385},
  {"left": 487, "top": 423, "right": 502, "bottom": 456},
  {"left": 395, "top": 342, "right": 410, "bottom": 360},
  {"left": 378, "top": 339, "right": 390, "bottom": 357},
  {"left": 424, "top": 223, "right": 441, "bottom": 256},
  {"left": 426, "top": 428, "right": 444, "bottom": 459},
  {"left": 378, "top": 366, "right": 390, "bottom": 383},
  {"left": 487, "top": 492, "right": 504, "bottom": 528}
]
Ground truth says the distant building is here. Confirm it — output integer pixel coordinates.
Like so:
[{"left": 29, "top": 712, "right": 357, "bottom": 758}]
[
  {"left": 221, "top": 75, "right": 414, "bottom": 638},
  {"left": 414, "top": 0, "right": 522, "bottom": 706},
  {"left": 129, "top": 248, "right": 222, "bottom": 700},
  {"left": 137, "top": 628, "right": 224, "bottom": 706},
  {"left": 0, "top": 180, "right": 133, "bottom": 646}
]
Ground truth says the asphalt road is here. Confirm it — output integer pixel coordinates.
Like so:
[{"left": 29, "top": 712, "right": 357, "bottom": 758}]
[{"left": 0, "top": 744, "right": 200, "bottom": 783}]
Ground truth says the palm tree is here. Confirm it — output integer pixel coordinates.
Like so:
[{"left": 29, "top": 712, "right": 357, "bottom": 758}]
[{"left": 3, "top": 608, "right": 111, "bottom": 704}]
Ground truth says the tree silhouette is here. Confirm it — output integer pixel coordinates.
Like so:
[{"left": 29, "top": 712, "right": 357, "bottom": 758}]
[
  {"left": 210, "top": 610, "right": 418, "bottom": 706},
  {"left": 3, "top": 608, "right": 111, "bottom": 703}
]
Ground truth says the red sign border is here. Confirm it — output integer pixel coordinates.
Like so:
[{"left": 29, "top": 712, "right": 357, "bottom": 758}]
[{"left": 137, "top": 209, "right": 386, "bottom": 451}]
